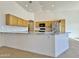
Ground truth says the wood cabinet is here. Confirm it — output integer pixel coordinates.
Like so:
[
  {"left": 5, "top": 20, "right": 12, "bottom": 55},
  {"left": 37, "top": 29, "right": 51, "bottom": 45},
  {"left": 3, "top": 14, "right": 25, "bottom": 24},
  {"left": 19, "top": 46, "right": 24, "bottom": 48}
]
[
  {"left": 28, "top": 20, "right": 34, "bottom": 32},
  {"left": 6, "top": 14, "right": 28, "bottom": 27},
  {"left": 34, "top": 21, "right": 52, "bottom": 27},
  {"left": 6, "top": 14, "right": 18, "bottom": 26},
  {"left": 45, "top": 21, "right": 52, "bottom": 28},
  {"left": 17, "top": 19, "right": 23, "bottom": 26},
  {"left": 45, "top": 21, "right": 52, "bottom": 32},
  {"left": 34, "top": 21, "right": 44, "bottom": 27},
  {"left": 34, "top": 20, "right": 65, "bottom": 32},
  {"left": 34, "top": 21, "right": 52, "bottom": 32},
  {"left": 52, "top": 20, "right": 65, "bottom": 32},
  {"left": 22, "top": 20, "right": 27, "bottom": 26},
  {"left": 59, "top": 19, "right": 65, "bottom": 32}
]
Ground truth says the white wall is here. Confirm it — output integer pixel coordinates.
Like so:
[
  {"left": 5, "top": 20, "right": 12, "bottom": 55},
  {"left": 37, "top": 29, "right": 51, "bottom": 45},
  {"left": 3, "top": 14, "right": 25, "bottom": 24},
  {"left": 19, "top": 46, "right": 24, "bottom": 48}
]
[
  {"left": 0, "top": 1, "right": 34, "bottom": 25},
  {"left": 34, "top": 10, "right": 56, "bottom": 20},
  {"left": 0, "top": 1, "right": 34, "bottom": 46},
  {"left": 53, "top": 10, "right": 79, "bottom": 39},
  {"left": 33, "top": 2, "right": 79, "bottom": 40}
]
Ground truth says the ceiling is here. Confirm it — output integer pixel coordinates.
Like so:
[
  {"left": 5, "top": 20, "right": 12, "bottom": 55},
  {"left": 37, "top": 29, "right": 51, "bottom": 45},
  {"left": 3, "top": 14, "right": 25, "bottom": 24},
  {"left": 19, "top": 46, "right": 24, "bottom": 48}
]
[
  {"left": 16, "top": 1, "right": 79, "bottom": 13},
  {"left": 16, "top": 1, "right": 55, "bottom": 13}
]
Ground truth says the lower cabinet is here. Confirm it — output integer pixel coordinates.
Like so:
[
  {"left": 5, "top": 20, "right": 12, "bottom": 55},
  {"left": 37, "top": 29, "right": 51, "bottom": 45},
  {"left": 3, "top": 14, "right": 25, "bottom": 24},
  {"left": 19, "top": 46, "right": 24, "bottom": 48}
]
[
  {"left": 23, "top": 34, "right": 54, "bottom": 57},
  {"left": 4, "top": 34, "right": 19, "bottom": 48},
  {"left": 4, "top": 33, "right": 53, "bottom": 56},
  {"left": 3, "top": 33, "right": 69, "bottom": 57},
  {"left": 4, "top": 34, "right": 30, "bottom": 52}
]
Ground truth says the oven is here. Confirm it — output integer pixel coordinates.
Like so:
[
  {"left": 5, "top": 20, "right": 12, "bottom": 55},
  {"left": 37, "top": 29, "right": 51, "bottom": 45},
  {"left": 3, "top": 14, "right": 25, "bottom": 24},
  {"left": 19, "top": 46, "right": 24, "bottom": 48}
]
[{"left": 39, "top": 23, "right": 45, "bottom": 32}]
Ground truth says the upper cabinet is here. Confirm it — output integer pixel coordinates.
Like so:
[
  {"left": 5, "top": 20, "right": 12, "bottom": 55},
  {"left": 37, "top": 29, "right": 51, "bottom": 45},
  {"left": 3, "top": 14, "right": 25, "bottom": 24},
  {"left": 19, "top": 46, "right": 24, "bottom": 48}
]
[
  {"left": 59, "top": 19, "right": 65, "bottom": 32},
  {"left": 6, "top": 14, "right": 28, "bottom": 27},
  {"left": 6, "top": 14, "right": 65, "bottom": 33},
  {"left": 34, "top": 21, "right": 52, "bottom": 28},
  {"left": 6, "top": 14, "right": 17, "bottom": 26},
  {"left": 28, "top": 20, "right": 34, "bottom": 32},
  {"left": 34, "top": 21, "right": 52, "bottom": 32},
  {"left": 34, "top": 20, "right": 65, "bottom": 32}
]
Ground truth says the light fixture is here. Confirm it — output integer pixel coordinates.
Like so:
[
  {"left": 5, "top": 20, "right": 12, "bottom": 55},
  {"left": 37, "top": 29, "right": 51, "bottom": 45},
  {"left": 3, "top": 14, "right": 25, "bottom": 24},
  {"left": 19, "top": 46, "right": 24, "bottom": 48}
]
[
  {"left": 25, "top": 4, "right": 28, "bottom": 7},
  {"left": 51, "top": 5, "right": 55, "bottom": 7},
  {"left": 29, "top": 1, "right": 32, "bottom": 3}
]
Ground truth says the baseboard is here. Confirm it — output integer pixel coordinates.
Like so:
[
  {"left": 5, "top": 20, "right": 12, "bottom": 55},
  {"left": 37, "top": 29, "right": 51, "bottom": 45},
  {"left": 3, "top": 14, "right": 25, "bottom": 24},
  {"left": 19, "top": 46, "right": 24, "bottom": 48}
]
[
  {"left": 70, "top": 38, "right": 79, "bottom": 41},
  {"left": 73, "top": 39, "right": 79, "bottom": 41}
]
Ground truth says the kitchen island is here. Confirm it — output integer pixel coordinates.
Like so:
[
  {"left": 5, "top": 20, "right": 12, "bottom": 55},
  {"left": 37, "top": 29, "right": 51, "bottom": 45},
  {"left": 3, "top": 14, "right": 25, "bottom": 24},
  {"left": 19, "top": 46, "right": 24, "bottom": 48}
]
[
  {"left": 0, "top": 32, "right": 69, "bottom": 57},
  {"left": 27, "top": 32, "right": 69, "bottom": 57}
]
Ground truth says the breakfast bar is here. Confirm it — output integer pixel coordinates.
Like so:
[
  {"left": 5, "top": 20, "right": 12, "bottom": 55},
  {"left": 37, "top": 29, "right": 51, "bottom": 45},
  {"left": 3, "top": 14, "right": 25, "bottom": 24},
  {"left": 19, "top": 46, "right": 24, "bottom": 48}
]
[
  {"left": 0, "top": 32, "right": 69, "bottom": 57},
  {"left": 25, "top": 32, "right": 69, "bottom": 57}
]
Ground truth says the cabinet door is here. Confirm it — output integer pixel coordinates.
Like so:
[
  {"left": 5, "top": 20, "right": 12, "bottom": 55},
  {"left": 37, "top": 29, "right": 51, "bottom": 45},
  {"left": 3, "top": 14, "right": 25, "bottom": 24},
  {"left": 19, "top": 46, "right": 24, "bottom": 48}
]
[
  {"left": 60, "top": 20, "right": 65, "bottom": 32},
  {"left": 46, "top": 21, "right": 52, "bottom": 27},
  {"left": 6, "top": 14, "right": 18, "bottom": 26},
  {"left": 22, "top": 20, "right": 28, "bottom": 27},
  {"left": 6, "top": 14, "right": 10, "bottom": 25},
  {"left": 35, "top": 22, "right": 39, "bottom": 27},
  {"left": 6, "top": 14, "right": 28, "bottom": 27},
  {"left": 45, "top": 21, "right": 52, "bottom": 32},
  {"left": 4, "top": 34, "right": 19, "bottom": 48},
  {"left": 12, "top": 16, "right": 18, "bottom": 26},
  {"left": 17, "top": 19, "right": 23, "bottom": 26}
]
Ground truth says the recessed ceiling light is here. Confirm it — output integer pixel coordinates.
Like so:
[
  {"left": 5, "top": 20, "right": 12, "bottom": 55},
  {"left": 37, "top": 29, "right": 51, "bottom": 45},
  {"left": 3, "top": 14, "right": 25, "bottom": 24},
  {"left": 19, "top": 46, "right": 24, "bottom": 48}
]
[
  {"left": 25, "top": 4, "right": 28, "bottom": 7},
  {"left": 51, "top": 5, "right": 55, "bottom": 7}
]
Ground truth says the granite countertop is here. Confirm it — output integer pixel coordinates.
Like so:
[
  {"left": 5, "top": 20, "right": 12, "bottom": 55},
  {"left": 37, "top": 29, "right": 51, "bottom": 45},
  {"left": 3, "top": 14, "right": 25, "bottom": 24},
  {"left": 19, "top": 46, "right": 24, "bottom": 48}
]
[
  {"left": 0, "top": 31, "right": 70, "bottom": 34},
  {"left": 28, "top": 32, "right": 70, "bottom": 35}
]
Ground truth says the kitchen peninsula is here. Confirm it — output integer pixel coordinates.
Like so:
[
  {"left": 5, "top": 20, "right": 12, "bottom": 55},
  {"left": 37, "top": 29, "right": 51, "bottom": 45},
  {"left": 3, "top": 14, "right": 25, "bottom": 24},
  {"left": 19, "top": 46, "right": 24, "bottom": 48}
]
[
  {"left": 0, "top": 31, "right": 69, "bottom": 57},
  {"left": 25, "top": 32, "right": 69, "bottom": 57},
  {"left": 0, "top": 14, "right": 69, "bottom": 57}
]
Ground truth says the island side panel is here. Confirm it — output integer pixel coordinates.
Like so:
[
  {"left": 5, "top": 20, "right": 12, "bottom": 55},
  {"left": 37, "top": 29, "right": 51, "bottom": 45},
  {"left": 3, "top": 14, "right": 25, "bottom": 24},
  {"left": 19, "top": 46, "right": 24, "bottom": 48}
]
[{"left": 55, "top": 33, "right": 69, "bottom": 57}]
